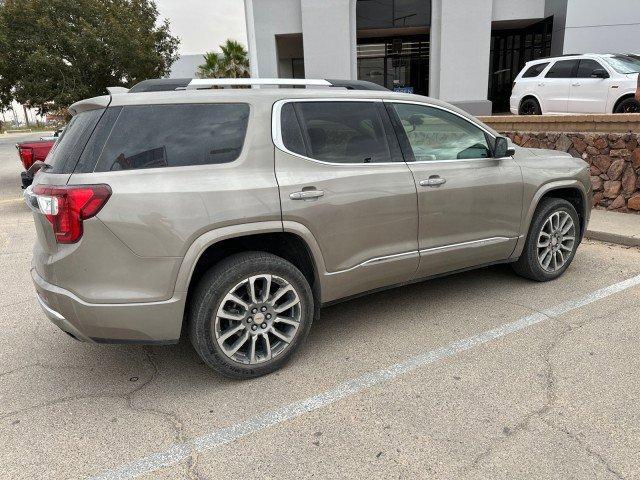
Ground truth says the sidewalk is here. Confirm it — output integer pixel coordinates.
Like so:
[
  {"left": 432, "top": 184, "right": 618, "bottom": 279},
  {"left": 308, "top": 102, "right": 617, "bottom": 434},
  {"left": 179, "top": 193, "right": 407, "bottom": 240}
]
[{"left": 586, "top": 209, "right": 640, "bottom": 247}]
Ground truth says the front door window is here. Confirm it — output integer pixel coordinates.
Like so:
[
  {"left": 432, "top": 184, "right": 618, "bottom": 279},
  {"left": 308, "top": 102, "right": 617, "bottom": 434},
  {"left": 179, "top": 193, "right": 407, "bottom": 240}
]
[{"left": 390, "top": 103, "right": 492, "bottom": 161}]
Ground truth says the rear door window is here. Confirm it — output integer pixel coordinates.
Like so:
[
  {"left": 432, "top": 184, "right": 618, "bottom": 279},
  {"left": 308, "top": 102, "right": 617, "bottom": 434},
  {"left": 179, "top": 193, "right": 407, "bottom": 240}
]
[
  {"left": 46, "top": 109, "right": 104, "bottom": 173},
  {"left": 95, "top": 103, "right": 249, "bottom": 172},
  {"left": 545, "top": 60, "right": 578, "bottom": 78},
  {"left": 281, "top": 101, "right": 394, "bottom": 164}
]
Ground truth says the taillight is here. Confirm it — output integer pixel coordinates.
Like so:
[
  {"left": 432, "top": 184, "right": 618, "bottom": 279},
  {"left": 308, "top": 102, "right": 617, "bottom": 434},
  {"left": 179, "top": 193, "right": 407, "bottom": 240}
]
[
  {"left": 18, "top": 146, "right": 35, "bottom": 170},
  {"left": 32, "top": 185, "right": 111, "bottom": 244}
]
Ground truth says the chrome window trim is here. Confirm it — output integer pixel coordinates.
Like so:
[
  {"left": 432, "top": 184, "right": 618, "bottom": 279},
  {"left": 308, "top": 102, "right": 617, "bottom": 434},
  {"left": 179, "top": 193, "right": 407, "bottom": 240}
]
[
  {"left": 326, "top": 237, "right": 515, "bottom": 275},
  {"left": 272, "top": 98, "right": 405, "bottom": 167}
]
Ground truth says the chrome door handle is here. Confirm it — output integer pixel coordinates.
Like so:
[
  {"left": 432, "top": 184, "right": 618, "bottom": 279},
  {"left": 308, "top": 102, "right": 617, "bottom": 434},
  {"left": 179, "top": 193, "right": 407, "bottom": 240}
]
[
  {"left": 537, "top": 82, "right": 545, "bottom": 87},
  {"left": 419, "top": 177, "right": 446, "bottom": 187},
  {"left": 571, "top": 82, "right": 581, "bottom": 87},
  {"left": 290, "top": 189, "right": 324, "bottom": 200}
]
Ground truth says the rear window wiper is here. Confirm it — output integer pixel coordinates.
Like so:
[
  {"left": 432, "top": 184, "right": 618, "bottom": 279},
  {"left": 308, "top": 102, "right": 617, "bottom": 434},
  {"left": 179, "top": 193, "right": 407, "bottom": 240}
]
[{"left": 27, "top": 161, "right": 52, "bottom": 175}]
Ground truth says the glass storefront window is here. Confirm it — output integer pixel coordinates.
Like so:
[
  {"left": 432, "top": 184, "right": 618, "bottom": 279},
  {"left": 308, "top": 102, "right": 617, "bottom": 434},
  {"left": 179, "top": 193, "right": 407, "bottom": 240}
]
[{"left": 357, "top": 0, "right": 431, "bottom": 30}]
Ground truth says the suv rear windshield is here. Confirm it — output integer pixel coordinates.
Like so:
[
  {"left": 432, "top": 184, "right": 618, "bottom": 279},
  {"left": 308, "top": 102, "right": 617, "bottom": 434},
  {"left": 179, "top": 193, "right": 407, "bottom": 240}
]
[
  {"left": 522, "top": 62, "right": 549, "bottom": 78},
  {"left": 94, "top": 103, "right": 249, "bottom": 172},
  {"left": 46, "top": 108, "right": 104, "bottom": 174}
]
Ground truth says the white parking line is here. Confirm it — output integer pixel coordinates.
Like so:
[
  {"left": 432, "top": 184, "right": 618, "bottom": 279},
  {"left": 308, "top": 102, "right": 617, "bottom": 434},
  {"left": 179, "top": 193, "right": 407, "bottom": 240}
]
[{"left": 90, "top": 273, "right": 640, "bottom": 480}]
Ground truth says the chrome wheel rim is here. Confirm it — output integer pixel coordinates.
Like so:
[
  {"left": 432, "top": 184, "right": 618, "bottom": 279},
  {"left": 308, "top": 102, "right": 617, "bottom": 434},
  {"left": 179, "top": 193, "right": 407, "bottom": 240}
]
[
  {"left": 213, "top": 274, "right": 301, "bottom": 365},
  {"left": 537, "top": 211, "right": 576, "bottom": 272}
]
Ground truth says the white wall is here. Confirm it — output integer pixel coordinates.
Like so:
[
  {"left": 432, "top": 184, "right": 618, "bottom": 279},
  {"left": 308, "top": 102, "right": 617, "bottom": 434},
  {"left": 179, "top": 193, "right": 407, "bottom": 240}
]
[
  {"left": 300, "top": 0, "right": 356, "bottom": 79},
  {"left": 244, "top": 0, "right": 302, "bottom": 77},
  {"left": 430, "top": 0, "right": 493, "bottom": 114},
  {"left": 169, "top": 54, "right": 205, "bottom": 78},
  {"left": 492, "top": 0, "right": 545, "bottom": 21},
  {"left": 561, "top": 0, "right": 640, "bottom": 54}
]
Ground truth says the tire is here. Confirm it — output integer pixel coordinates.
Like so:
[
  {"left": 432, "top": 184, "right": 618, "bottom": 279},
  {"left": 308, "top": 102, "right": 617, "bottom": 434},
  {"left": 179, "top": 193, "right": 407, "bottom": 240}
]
[
  {"left": 189, "top": 251, "right": 314, "bottom": 379},
  {"left": 512, "top": 198, "right": 580, "bottom": 282},
  {"left": 519, "top": 97, "right": 541, "bottom": 115},
  {"left": 614, "top": 97, "right": 640, "bottom": 114}
]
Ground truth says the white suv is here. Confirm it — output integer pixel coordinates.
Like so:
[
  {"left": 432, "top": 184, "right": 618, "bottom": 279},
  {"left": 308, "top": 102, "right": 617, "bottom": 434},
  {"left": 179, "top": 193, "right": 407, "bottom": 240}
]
[{"left": 510, "top": 54, "right": 640, "bottom": 115}]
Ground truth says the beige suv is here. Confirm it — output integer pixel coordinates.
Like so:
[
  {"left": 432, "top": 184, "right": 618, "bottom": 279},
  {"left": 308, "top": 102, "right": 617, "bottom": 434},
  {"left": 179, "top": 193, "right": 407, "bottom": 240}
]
[{"left": 25, "top": 78, "right": 592, "bottom": 379}]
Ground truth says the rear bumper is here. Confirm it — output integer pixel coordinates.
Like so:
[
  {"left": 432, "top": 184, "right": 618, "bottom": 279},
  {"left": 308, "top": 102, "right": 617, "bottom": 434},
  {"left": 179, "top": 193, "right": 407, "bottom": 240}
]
[
  {"left": 31, "top": 268, "right": 184, "bottom": 344},
  {"left": 509, "top": 95, "right": 519, "bottom": 115}
]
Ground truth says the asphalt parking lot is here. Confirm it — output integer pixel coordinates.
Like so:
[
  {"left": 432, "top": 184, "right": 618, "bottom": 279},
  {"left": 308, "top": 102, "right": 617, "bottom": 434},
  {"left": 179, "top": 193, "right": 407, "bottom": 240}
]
[{"left": 1, "top": 132, "right": 640, "bottom": 479}]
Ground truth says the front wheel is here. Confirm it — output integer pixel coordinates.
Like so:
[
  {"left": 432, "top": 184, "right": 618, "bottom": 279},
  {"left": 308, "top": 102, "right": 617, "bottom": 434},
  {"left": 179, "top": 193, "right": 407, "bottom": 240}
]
[
  {"left": 614, "top": 97, "right": 640, "bottom": 114},
  {"left": 512, "top": 198, "right": 580, "bottom": 281},
  {"left": 189, "top": 252, "right": 314, "bottom": 379}
]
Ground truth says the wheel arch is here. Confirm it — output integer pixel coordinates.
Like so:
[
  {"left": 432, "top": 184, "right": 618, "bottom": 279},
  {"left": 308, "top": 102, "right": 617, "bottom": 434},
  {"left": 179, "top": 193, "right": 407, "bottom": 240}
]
[
  {"left": 612, "top": 93, "right": 638, "bottom": 113},
  {"left": 174, "top": 221, "right": 327, "bottom": 324},
  {"left": 513, "top": 181, "right": 589, "bottom": 259},
  {"left": 519, "top": 94, "right": 543, "bottom": 114}
]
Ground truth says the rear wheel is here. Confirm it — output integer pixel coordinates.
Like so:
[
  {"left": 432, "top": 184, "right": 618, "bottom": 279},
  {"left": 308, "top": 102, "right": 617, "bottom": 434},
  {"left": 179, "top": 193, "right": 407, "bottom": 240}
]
[
  {"left": 614, "top": 97, "right": 640, "bottom": 114},
  {"left": 519, "top": 97, "right": 541, "bottom": 115},
  {"left": 512, "top": 198, "right": 580, "bottom": 281},
  {"left": 189, "top": 252, "right": 314, "bottom": 379}
]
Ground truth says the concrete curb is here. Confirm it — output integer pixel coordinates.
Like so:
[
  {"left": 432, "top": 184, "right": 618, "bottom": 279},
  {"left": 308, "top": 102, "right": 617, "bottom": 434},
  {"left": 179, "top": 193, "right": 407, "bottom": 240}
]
[{"left": 585, "top": 230, "right": 640, "bottom": 247}]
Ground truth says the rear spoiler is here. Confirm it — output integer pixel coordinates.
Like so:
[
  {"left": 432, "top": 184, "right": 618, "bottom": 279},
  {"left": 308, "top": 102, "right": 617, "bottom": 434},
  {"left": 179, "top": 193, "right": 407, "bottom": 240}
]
[
  {"left": 68, "top": 95, "right": 111, "bottom": 116},
  {"left": 107, "top": 86, "right": 129, "bottom": 95}
]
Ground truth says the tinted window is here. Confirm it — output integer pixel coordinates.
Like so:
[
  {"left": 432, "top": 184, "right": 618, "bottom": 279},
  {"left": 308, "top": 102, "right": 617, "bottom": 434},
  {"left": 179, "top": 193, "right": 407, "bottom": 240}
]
[
  {"left": 95, "top": 103, "right": 249, "bottom": 172},
  {"left": 74, "top": 106, "right": 122, "bottom": 173},
  {"left": 287, "top": 102, "right": 393, "bottom": 164},
  {"left": 46, "top": 109, "right": 104, "bottom": 173},
  {"left": 280, "top": 103, "right": 306, "bottom": 156},
  {"left": 391, "top": 103, "right": 491, "bottom": 161},
  {"left": 545, "top": 60, "right": 578, "bottom": 78},
  {"left": 522, "top": 62, "right": 549, "bottom": 78},
  {"left": 356, "top": 0, "right": 430, "bottom": 30},
  {"left": 576, "top": 59, "right": 605, "bottom": 78}
]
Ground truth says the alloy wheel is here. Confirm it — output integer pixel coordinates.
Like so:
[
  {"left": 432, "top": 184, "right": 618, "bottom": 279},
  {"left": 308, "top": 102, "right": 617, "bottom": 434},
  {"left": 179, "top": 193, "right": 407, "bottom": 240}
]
[
  {"left": 536, "top": 210, "right": 576, "bottom": 272},
  {"left": 213, "top": 274, "right": 302, "bottom": 365}
]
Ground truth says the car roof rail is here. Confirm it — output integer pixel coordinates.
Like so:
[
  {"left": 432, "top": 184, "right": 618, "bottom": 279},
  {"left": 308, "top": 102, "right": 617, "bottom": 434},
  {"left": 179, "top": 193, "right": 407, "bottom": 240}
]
[{"left": 127, "top": 78, "right": 389, "bottom": 93}]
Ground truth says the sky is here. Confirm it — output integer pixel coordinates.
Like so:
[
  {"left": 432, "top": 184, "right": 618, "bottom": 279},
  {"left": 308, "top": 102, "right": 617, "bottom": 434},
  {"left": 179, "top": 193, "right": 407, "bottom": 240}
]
[{"left": 154, "top": 0, "right": 248, "bottom": 55}]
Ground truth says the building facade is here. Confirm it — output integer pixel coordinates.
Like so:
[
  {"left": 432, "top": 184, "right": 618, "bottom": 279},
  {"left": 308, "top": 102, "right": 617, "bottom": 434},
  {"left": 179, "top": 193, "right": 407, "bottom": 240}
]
[{"left": 244, "top": 0, "right": 640, "bottom": 114}]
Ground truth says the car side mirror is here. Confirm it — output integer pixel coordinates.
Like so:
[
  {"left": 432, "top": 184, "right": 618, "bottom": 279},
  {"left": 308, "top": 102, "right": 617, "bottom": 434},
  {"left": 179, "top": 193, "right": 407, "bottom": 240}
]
[
  {"left": 590, "top": 68, "right": 609, "bottom": 79},
  {"left": 494, "top": 136, "right": 515, "bottom": 158}
]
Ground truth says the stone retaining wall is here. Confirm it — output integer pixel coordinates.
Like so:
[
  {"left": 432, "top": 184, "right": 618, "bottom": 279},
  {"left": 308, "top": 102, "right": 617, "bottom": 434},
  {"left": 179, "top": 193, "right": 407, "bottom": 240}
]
[
  {"left": 479, "top": 113, "right": 640, "bottom": 133},
  {"left": 503, "top": 131, "right": 640, "bottom": 213}
]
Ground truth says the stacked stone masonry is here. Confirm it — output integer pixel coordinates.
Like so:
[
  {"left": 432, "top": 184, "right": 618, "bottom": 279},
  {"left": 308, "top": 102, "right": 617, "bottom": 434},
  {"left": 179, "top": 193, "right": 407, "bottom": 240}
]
[{"left": 504, "top": 132, "right": 640, "bottom": 213}]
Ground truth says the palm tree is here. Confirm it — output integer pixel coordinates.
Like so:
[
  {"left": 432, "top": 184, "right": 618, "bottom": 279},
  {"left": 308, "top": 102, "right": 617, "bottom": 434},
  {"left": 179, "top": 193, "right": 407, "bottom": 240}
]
[
  {"left": 198, "top": 40, "right": 249, "bottom": 79},
  {"left": 197, "top": 51, "right": 223, "bottom": 79}
]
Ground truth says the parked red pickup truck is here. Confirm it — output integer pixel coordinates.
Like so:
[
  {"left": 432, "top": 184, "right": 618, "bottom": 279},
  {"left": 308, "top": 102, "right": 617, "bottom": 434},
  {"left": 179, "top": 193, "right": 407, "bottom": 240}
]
[{"left": 15, "top": 129, "right": 62, "bottom": 188}]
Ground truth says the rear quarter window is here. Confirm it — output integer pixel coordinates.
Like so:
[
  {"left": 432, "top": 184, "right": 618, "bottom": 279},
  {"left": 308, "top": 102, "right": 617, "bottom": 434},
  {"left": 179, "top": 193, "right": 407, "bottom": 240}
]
[
  {"left": 94, "top": 103, "right": 250, "bottom": 172},
  {"left": 522, "top": 62, "right": 549, "bottom": 78},
  {"left": 46, "top": 109, "right": 104, "bottom": 174}
]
